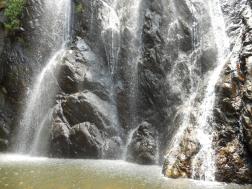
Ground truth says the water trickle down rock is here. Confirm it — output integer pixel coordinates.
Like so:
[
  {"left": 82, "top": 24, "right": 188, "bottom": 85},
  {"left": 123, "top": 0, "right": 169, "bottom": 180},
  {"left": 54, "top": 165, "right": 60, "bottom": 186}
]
[
  {"left": 163, "top": 0, "right": 252, "bottom": 184},
  {"left": 163, "top": 0, "right": 230, "bottom": 181}
]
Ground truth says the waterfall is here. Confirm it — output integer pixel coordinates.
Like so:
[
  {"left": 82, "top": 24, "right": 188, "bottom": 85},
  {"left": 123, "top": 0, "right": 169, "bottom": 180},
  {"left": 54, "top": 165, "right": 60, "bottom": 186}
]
[
  {"left": 164, "top": 0, "right": 203, "bottom": 171},
  {"left": 122, "top": 126, "right": 139, "bottom": 160},
  {"left": 191, "top": 0, "right": 230, "bottom": 181},
  {"left": 12, "top": 0, "right": 71, "bottom": 155},
  {"left": 99, "top": 0, "right": 121, "bottom": 76},
  {"left": 124, "top": 0, "right": 143, "bottom": 129},
  {"left": 98, "top": 0, "right": 143, "bottom": 154},
  {"left": 165, "top": 0, "right": 230, "bottom": 181}
]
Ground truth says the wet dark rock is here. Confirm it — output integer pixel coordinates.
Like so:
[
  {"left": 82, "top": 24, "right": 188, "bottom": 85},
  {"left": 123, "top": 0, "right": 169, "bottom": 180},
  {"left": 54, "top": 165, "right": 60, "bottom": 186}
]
[
  {"left": 210, "top": 1, "right": 252, "bottom": 183},
  {"left": 137, "top": 3, "right": 168, "bottom": 158},
  {"left": 50, "top": 105, "right": 71, "bottom": 157},
  {"left": 57, "top": 50, "right": 87, "bottom": 94},
  {"left": 216, "top": 80, "right": 235, "bottom": 98},
  {"left": 64, "top": 39, "right": 111, "bottom": 101},
  {"left": 126, "top": 122, "right": 157, "bottom": 164},
  {"left": 50, "top": 101, "right": 119, "bottom": 159},
  {"left": 1, "top": 61, "right": 30, "bottom": 104},
  {"left": 0, "top": 121, "right": 9, "bottom": 139},
  {"left": 115, "top": 83, "right": 129, "bottom": 130},
  {"left": 242, "top": 92, "right": 252, "bottom": 154},
  {"left": 0, "top": 19, "right": 4, "bottom": 58},
  {"left": 0, "top": 139, "right": 8, "bottom": 151},
  {"left": 103, "top": 136, "right": 122, "bottom": 159},
  {"left": 62, "top": 91, "right": 112, "bottom": 129},
  {"left": 0, "top": 109, "right": 12, "bottom": 150},
  {"left": 69, "top": 122, "right": 104, "bottom": 158},
  {"left": 163, "top": 127, "right": 200, "bottom": 179},
  {"left": 199, "top": 47, "right": 218, "bottom": 74},
  {"left": 177, "top": 20, "right": 193, "bottom": 52},
  {"left": 215, "top": 139, "right": 252, "bottom": 183}
]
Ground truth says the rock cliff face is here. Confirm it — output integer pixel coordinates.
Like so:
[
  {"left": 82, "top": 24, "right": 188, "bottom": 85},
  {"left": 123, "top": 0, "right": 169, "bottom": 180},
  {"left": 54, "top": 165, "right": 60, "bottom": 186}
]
[
  {"left": 163, "top": 0, "right": 252, "bottom": 184},
  {"left": 214, "top": 0, "right": 252, "bottom": 183},
  {"left": 1, "top": 0, "right": 252, "bottom": 184}
]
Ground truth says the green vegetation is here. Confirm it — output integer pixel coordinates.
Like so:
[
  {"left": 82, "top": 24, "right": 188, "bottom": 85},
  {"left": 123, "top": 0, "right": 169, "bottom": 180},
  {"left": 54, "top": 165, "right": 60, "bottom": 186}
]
[
  {"left": 75, "top": 3, "right": 84, "bottom": 14},
  {"left": 4, "top": 0, "right": 25, "bottom": 31}
]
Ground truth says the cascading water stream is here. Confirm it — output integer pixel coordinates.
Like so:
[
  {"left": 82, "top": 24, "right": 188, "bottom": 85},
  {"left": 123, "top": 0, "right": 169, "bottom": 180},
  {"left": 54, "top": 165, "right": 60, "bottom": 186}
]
[
  {"left": 13, "top": 0, "right": 71, "bottom": 155},
  {"left": 123, "top": 0, "right": 143, "bottom": 129},
  {"left": 165, "top": 0, "right": 230, "bottom": 181},
  {"left": 191, "top": 0, "right": 230, "bottom": 181},
  {"left": 122, "top": 126, "right": 139, "bottom": 160},
  {"left": 99, "top": 0, "right": 120, "bottom": 76},
  {"left": 164, "top": 0, "right": 202, "bottom": 167},
  {"left": 98, "top": 0, "right": 143, "bottom": 158}
]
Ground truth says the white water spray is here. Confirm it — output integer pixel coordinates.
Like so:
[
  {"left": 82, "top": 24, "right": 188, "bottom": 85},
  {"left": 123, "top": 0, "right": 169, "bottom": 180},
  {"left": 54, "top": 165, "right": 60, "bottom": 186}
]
[
  {"left": 98, "top": 0, "right": 143, "bottom": 156},
  {"left": 165, "top": 0, "right": 230, "bottom": 181},
  {"left": 191, "top": 0, "right": 230, "bottom": 181},
  {"left": 13, "top": 0, "right": 71, "bottom": 155},
  {"left": 99, "top": 0, "right": 120, "bottom": 75}
]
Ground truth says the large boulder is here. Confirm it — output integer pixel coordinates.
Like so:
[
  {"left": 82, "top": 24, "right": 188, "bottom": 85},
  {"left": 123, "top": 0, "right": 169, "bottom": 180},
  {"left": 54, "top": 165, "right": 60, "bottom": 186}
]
[
  {"left": 69, "top": 122, "right": 104, "bottom": 158},
  {"left": 126, "top": 122, "right": 158, "bottom": 164},
  {"left": 56, "top": 50, "right": 86, "bottom": 94},
  {"left": 50, "top": 100, "right": 121, "bottom": 159},
  {"left": 56, "top": 41, "right": 111, "bottom": 101},
  {"left": 50, "top": 118, "right": 70, "bottom": 157},
  {"left": 61, "top": 91, "right": 115, "bottom": 129}
]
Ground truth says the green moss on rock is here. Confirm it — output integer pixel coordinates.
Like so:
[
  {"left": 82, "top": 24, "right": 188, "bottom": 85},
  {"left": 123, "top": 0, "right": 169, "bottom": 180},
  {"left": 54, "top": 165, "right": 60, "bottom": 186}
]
[
  {"left": 75, "top": 3, "right": 84, "bottom": 14},
  {"left": 4, "top": 0, "right": 25, "bottom": 31}
]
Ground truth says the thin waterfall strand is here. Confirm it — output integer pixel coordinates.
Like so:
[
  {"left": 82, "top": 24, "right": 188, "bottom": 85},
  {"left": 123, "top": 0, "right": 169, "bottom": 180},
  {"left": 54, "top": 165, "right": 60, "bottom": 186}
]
[
  {"left": 13, "top": 0, "right": 71, "bottom": 155},
  {"left": 191, "top": 0, "right": 230, "bottom": 181}
]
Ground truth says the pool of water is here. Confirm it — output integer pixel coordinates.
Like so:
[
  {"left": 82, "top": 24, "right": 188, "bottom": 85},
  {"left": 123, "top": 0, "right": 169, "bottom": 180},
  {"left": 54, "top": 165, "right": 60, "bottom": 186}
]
[{"left": 0, "top": 154, "right": 251, "bottom": 189}]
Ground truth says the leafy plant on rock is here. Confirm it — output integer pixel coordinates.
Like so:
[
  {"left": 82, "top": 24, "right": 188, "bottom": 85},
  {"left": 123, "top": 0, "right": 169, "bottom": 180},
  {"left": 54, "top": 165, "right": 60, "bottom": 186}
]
[{"left": 4, "top": 0, "right": 25, "bottom": 31}]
